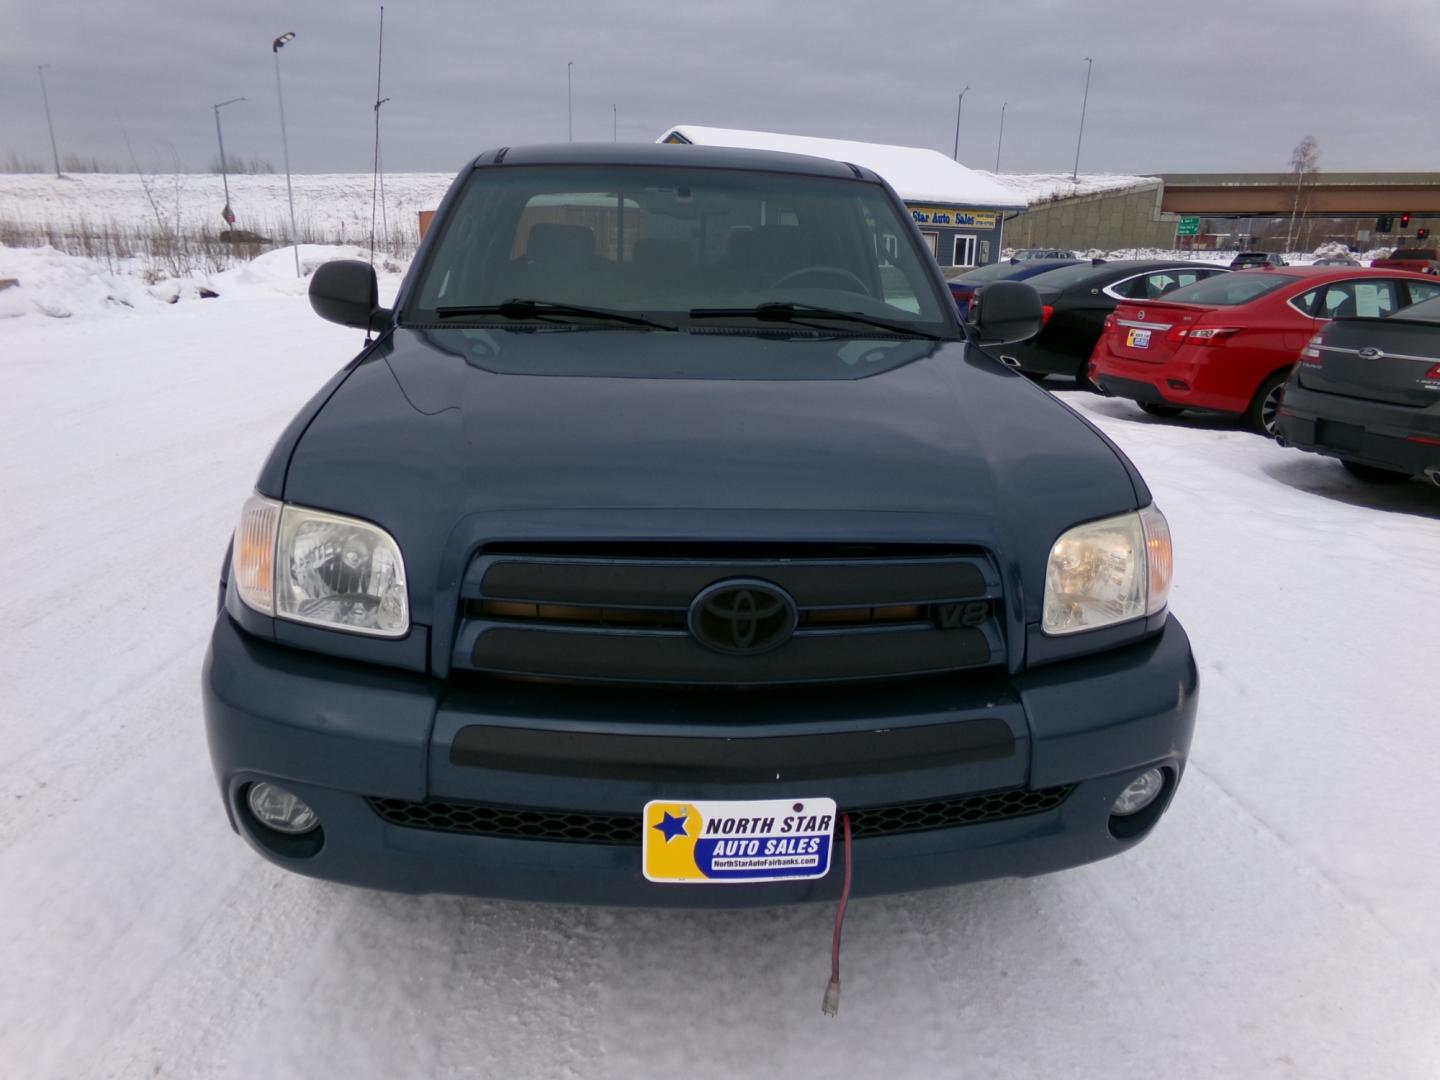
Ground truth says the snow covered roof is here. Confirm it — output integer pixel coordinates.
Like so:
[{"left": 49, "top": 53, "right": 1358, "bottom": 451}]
[{"left": 659, "top": 125, "right": 1028, "bottom": 210}]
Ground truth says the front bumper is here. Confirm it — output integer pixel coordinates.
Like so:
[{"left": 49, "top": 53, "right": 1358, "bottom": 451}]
[
  {"left": 203, "top": 613, "right": 1199, "bottom": 907},
  {"left": 1277, "top": 380, "right": 1440, "bottom": 476}
]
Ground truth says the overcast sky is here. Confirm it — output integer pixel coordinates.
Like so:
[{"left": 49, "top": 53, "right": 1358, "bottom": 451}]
[{"left": 4, "top": 0, "right": 1437, "bottom": 177}]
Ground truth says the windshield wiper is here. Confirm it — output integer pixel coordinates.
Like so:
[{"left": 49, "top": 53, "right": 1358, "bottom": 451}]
[
  {"left": 435, "top": 299, "right": 676, "bottom": 331},
  {"left": 687, "top": 302, "right": 943, "bottom": 340}
]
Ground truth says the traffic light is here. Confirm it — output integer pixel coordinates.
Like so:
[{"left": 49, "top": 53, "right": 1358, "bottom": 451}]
[
  {"left": 1419, "top": 227, "right": 1432, "bottom": 242},
  {"left": 1377, "top": 216, "right": 1393, "bottom": 232},
  {"left": 1401, "top": 213, "right": 1411, "bottom": 228}
]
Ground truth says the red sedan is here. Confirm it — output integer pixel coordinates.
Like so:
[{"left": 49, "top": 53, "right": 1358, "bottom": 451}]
[{"left": 1088, "top": 267, "right": 1440, "bottom": 434}]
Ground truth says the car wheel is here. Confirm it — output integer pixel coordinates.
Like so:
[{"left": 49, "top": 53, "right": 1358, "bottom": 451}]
[
  {"left": 1340, "top": 460, "right": 1412, "bottom": 484},
  {"left": 1245, "top": 371, "right": 1288, "bottom": 435},
  {"left": 1138, "top": 402, "right": 1185, "bottom": 418}
]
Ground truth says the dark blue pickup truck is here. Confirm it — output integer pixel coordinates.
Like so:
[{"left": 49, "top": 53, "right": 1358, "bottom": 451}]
[{"left": 203, "top": 143, "right": 1197, "bottom": 906}]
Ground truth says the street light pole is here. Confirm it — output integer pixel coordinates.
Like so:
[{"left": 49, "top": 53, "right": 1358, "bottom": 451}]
[
  {"left": 37, "top": 65, "right": 62, "bottom": 178},
  {"left": 567, "top": 61, "right": 574, "bottom": 142},
  {"left": 272, "top": 32, "right": 300, "bottom": 278},
  {"left": 1072, "top": 57, "right": 1093, "bottom": 183},
  {"left": 212, "top": 97, "right": 246, "bottom": 227},
  {"left": 995, "top": 101, "right": 1007, "bottom": 173},
  {"left": 951, "top": 85, "right": 970, "bottom": 162}
]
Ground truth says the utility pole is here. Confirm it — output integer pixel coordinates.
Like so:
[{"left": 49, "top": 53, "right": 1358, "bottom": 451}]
[
  {"left": 995, "top": 101, "right": 1007, "bottom": 173},
  {"left": 613, "top": 104, "right": 617, "bottom": 142},
  {"left": 212, "top": 97, "right": 246, "bottom": 226},
  {"left": 1072, "top": 57, "right": 1093, "bottom": 183},
  {"left": 37, "top": 65, "right": 62, "bottom": 178},
  {"left": 567, "top": 61, "right": 574, "bottom": 142},
  {"left": 371, "top": 5, "right": 390, "bottom": 265},
  {"left": 951, "top": 85, "right": 970, "bottom": 162},
  {"left": 272, "top": 32, "right": 301, "bottom": 278}
]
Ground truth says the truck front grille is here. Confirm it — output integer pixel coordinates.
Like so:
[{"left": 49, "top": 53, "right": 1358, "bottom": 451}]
[
  {"left": 449, "top": 545, "right": 1006, "bottom": 686},
  {"left": 367, "top": 785, "right": 1073, "bottom": 845}
]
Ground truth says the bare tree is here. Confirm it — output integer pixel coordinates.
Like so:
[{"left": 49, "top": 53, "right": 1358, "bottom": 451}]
[{"left": 1284, "top": 135, "right": 1321, "bottom": 252}]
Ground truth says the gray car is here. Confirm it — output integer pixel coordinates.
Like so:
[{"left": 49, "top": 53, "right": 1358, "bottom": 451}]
[{"left": 1276, "top": 293, "right": 1440, "bottom": 484}]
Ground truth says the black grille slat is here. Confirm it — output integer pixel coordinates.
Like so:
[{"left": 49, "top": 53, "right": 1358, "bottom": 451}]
[
  {"left": 467, "top": 623, "right": 992, "bottom": 685},
  {"left": 478, "top": 557, "right": 990, "bottom": 608},
  {"left": 367, "top": 785, "right": 1073, "bottom": 845}
]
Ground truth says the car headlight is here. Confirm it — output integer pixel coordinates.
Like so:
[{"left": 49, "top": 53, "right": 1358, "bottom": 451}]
[
  {"left": 1042, "top": 505, "right": 1172, "bottom": 635},
  {"left": 231, "top": 494, "right": 410, "bottom": 637}
]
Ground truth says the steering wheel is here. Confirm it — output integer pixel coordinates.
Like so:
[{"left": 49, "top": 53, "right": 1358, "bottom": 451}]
[{"left": 769, "top": 265, "right": 871, "bottom": 294}]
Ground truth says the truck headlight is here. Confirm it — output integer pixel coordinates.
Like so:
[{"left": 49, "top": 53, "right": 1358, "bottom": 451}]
[
  {"left": 1042, "top": 505, "right": 1172, "bottom": 635},
  {"left": 231, "top": 495, "right": 410, "bottom": 637}
]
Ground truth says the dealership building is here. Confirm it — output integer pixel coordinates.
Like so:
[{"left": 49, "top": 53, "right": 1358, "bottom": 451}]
[{"left": 658, "top": 125, "right": 1027, "bottom": 269}]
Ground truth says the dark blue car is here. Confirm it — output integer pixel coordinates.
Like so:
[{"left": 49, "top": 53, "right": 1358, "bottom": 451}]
[
  {"left": 948, "top": 258, "right": 1082, "bottom": 314},
  {"left": 203, "top": 143, "right": 1197, "bottom": 907}
]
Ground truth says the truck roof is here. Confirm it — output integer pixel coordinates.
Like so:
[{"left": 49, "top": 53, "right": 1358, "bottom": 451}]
[{"left": 472, "top": 142, "right": 884, "bottom": 184}]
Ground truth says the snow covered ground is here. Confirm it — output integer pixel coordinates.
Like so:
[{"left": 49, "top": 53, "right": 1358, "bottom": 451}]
[{"left": 2, "top": 257, "right": 1439, "bottom": 1079}]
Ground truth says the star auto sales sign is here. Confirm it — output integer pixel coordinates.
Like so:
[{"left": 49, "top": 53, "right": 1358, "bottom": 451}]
[{"left": 642, "top": 798, "right": 838, "bottom": 884}]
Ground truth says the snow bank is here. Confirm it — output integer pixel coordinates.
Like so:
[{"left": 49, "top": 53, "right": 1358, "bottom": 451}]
[{"left": 0, "top": 243, "right": 407, "bottom": 321}]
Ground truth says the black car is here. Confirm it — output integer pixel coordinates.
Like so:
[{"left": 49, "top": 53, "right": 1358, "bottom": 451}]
[
  {"left": 999, "top": 259, "right": 1229, "bottom": 380},
  {"left": 202, "top": 143, "right": 1197, "bottom": 906},
  {"left": 1276, "top": 293, "right": 1440, "bottom": 484},
  {"left": 1230, "top": 252, "right": 1288, "bottom": 269},
  {"left": 946, "top": 257, "right": 1081, "bottom": 312}
]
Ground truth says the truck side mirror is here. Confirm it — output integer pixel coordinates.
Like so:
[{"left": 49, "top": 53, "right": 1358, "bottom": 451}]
[
  {"left": 309, "top": 259, "right": 391, "bottom": 330},
  {"left": 969, "top": 280, "right": 1043, "bottom": 345}
]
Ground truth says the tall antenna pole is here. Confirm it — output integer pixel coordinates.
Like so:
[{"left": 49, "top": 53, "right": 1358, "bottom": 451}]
[
  {"left": 994, "top": 101, "right": 1007, "bottom": 173},
  {"left": 567, "top": 61, "right": 574, "bottom": 142},
  {"left": 951, "top": 85, "right": 970, "bottom": 162},
  {"left": 273, "top": 32, "right": 300, "bottom": 278},
  {"left": 1072, "top": 57, "right": 1093, "bottom": 183},
  {"left": 37, "top": 65, "right": 62, "bottom": 178},
  {"left": 370, "top": 5, "right": 389, "bottom": 269}
]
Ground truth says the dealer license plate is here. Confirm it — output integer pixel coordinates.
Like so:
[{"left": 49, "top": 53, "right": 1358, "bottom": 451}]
[
  {"left": 642, "top": 798, "right": 837, "bottom": 884},
  {"left": 1126, "top": 328, "right": 1152, "bottom": 349}
]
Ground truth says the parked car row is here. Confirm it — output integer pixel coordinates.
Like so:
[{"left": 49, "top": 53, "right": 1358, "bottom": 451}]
[
  {"left": 959, "top": 255, "right": 1440, "bottom": 486},
  {"left": 1088, "top": 267, "right": 1440, "bottom": 437}
]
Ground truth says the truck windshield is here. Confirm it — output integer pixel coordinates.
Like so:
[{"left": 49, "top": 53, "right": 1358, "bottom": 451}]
[{"left": 405, "top": 165, "right": 952, "bottom": 335}]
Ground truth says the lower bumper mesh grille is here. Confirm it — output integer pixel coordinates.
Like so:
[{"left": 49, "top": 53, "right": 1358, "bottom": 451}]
[{"left": 367, "top": 785, "right": 1073, "bottom": 846}]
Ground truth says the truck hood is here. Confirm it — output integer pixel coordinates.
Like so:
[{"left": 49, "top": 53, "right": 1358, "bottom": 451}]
[{"left": 281, "top": 326, "right": 1145, "bottom": 626}]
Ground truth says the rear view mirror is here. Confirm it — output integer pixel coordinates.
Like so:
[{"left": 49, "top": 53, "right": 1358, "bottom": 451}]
[
  {"left": 309, "top": 259, "right": 391, "bottom": 330},
  {"left": 969, "top": 280, "right": 1043, "bottom": 345}
]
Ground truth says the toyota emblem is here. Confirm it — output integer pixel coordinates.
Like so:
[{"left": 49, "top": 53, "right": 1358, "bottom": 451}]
[
  {"left": 1357, "top": 347, "right": 1384, "bottom": 360},
  {"left": 688, "top": 579, "right": 798, "bottom": 655}
]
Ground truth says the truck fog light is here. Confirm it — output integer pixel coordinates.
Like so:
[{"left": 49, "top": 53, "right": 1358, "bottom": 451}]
[
  {"left": 247, "top": 782, "right": 319, "bottom": 834},
  {"left": 1111, "top": 768, "right": 1165, "bottom": 816}
]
